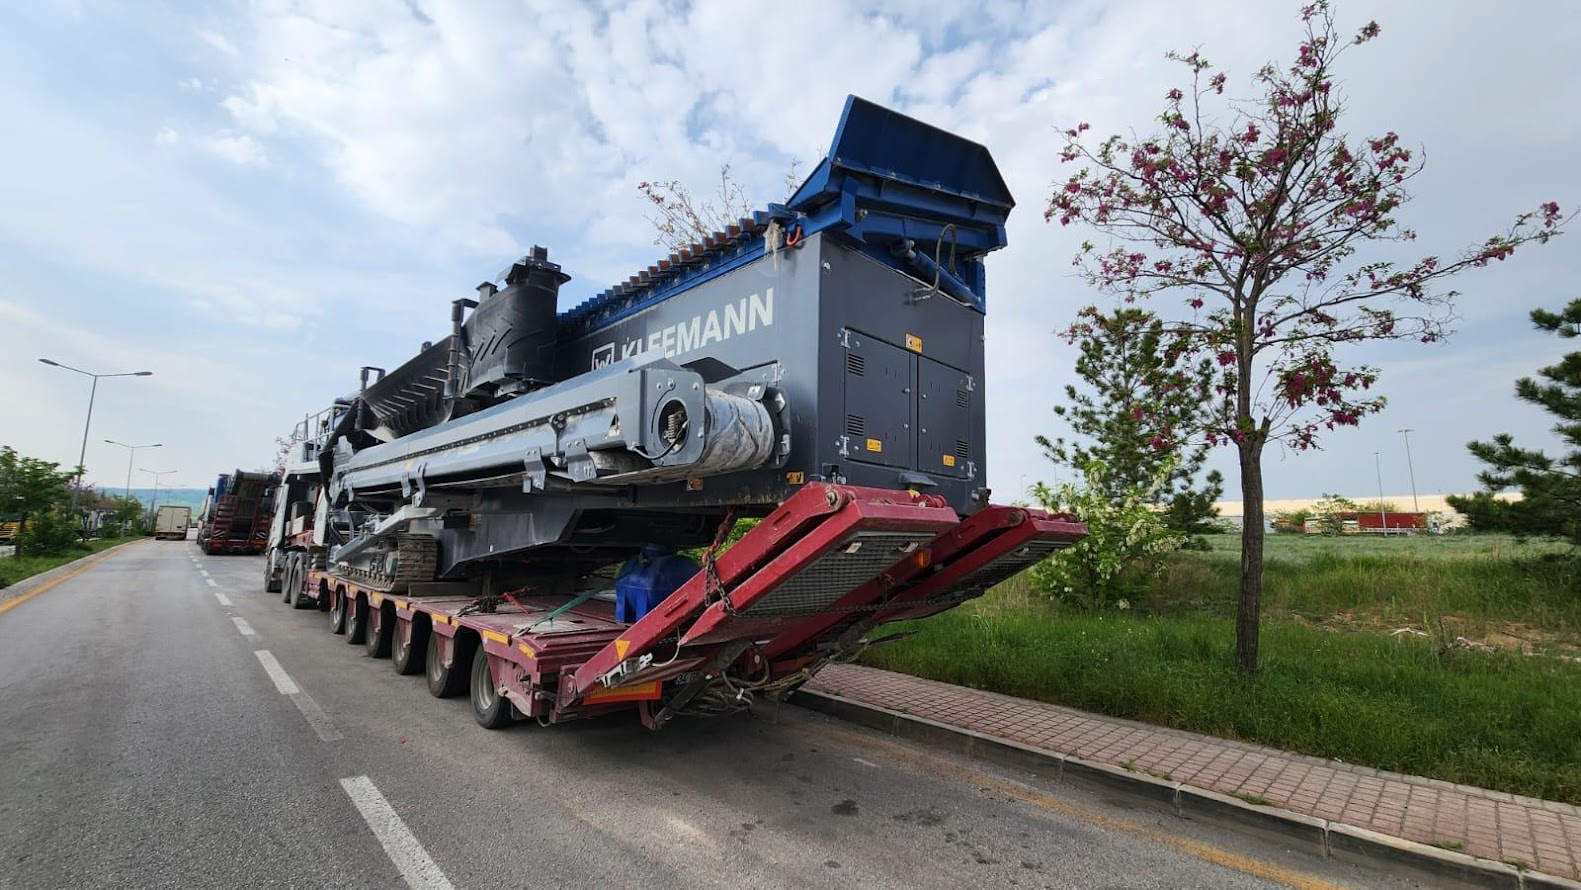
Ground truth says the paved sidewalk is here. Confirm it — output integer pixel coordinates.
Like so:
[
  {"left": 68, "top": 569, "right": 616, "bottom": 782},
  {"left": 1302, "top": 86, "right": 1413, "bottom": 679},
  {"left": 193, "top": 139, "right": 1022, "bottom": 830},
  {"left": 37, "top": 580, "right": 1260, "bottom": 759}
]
[{"left": 804, "top": 663, "right": 1581, "bottom": 881}]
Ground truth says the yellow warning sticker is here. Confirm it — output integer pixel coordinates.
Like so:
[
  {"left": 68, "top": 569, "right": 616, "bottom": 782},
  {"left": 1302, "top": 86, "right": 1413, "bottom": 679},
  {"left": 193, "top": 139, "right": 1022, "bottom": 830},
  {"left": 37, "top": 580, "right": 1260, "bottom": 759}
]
[
  {"left": 942, "top": 454, "right": 957, "bottom": 467},
  {"left": 615, "top": 638, "right": 630, "bottom": 659},
  {"left": 786, "top": 471, "right": 806, "bottom": 484},
  {"left": 866, "top": 438, "right": 883, "bottom": 453},
  {"left": 905, "top": 333, "right": 923, "bottom": 352}
]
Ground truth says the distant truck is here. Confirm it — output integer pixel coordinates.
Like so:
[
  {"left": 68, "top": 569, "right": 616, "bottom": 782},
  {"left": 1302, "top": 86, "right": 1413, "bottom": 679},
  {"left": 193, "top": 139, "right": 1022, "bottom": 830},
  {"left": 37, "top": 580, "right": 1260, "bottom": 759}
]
[
  {"left": 196, "top": 470, "right": 277, "bottom": 555},
  {"left": 152, "top": 505, "right": 191, "bottom": 541}
]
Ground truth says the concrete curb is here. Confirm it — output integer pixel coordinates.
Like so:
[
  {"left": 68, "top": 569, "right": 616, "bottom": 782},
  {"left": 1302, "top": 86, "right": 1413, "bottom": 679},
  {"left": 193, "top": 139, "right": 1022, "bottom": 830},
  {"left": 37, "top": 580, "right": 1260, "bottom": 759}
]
[
  {"left": 794, "top": 688, "right": 1574, "bottom": 890},
  {"left": 0, "top": 539, "right": 145, "bottom": 604}
]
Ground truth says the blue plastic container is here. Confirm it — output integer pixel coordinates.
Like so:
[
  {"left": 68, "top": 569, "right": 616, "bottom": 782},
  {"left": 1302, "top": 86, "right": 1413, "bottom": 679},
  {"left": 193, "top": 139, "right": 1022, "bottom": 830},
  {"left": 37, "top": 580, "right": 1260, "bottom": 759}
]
[{"left": 616, "top": 545, "right": 700, "bottom": 624}]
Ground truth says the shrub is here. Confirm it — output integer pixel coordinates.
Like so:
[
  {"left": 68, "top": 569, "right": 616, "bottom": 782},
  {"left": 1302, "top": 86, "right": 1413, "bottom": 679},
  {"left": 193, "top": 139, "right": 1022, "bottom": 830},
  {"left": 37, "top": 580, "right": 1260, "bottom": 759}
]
[
  {"left": 18, "top": 510, "right": 82, "bottom": 557},
  {"left": 1028, "top": 461, "right": 1181, "bottom": 608}
]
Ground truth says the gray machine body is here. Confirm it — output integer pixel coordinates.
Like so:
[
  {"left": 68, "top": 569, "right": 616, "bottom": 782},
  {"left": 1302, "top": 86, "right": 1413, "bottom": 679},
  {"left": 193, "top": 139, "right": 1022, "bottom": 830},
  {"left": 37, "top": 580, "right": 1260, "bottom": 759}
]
[
  {"left": 316, "top": 95, "right": 1011, "bottom": 582},
  {"left": 555, "top": 234, "right": 985, "bottom": 509},
  {"left": 328, "top": 234, "right": 986, "bottom": 580}
]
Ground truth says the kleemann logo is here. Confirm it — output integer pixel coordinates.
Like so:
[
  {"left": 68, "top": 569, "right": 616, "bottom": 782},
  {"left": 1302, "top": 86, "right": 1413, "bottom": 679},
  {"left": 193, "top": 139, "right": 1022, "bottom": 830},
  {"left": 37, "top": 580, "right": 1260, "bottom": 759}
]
[{"left": 590, "top": 289, "right": 774, "bottom": 370}]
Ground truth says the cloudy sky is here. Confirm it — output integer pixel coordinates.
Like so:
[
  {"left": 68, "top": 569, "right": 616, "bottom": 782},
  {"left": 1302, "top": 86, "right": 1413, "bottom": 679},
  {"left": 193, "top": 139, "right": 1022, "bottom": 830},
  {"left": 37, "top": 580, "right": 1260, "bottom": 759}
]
[{"left": 1, "top": 0, "right": 1578, "bottom": 505}]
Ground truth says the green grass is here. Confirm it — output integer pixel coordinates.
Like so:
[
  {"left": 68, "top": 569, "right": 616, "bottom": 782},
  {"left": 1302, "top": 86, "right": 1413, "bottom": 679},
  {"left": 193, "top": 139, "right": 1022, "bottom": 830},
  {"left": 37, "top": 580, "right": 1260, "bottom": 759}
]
[
  {"left": 860, "top": 533, "right": 1581, "bottom": 804},
  {"left": 1156, "top": 533, "right": 1581, "bottom": 647},
  {"left": 0, "top": 537, "right": 136, "bottom": 590}
]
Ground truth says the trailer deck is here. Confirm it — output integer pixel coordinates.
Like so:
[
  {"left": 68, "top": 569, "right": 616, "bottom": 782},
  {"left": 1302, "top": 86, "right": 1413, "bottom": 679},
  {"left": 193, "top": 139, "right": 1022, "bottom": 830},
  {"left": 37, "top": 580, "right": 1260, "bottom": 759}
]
[{"left": 302, "top": 483, "right": 1084, "bottom": 729}]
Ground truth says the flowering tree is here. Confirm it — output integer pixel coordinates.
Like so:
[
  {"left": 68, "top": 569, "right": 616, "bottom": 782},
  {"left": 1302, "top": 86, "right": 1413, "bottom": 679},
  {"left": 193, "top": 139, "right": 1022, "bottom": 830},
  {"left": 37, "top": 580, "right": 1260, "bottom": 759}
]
[
  {"left": 638, "top": 162, "right": 802, "bottom": 253},
  {"left": 638, "top": 165, "right": 754, "bottom": 254},
  {"left": 1047, "top": 2, "right": 1568, "bottom": 671}
]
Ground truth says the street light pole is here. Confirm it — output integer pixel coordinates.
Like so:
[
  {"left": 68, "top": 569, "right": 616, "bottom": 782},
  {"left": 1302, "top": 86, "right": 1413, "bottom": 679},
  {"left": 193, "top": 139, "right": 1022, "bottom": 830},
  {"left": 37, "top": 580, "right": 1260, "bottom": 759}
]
[
  {"left": 38, "top": 359, "right": 153, "bottom": 511},
  {"left": 105, "top": 440, "right": 161, "bottom": 532},
  {"left": 1398, "top": 428, "right": 1420, "bottom": 513},
  {"left": 1374, "top": 451, "right": 1388, "bottom": 536},
  {"left": 142, "top": 469, "right": 176, "bottom": 520}
]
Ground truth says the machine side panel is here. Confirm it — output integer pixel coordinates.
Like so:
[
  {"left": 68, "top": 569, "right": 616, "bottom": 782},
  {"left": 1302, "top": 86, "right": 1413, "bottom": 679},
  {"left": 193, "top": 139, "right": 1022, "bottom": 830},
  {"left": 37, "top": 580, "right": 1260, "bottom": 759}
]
[
  {"left": 816, "top": 242, "right": 988, "bottom": 512},
  {"left": 554, "top": 241, "right": 824, "bottom": 506}
]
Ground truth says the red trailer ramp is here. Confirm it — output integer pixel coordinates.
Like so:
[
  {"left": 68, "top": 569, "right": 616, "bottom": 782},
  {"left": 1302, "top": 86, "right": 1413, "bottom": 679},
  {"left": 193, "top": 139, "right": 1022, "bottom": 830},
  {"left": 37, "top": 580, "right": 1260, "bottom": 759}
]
[{"left": 565, "top": 485, "right": 1085, "bottom": 727}]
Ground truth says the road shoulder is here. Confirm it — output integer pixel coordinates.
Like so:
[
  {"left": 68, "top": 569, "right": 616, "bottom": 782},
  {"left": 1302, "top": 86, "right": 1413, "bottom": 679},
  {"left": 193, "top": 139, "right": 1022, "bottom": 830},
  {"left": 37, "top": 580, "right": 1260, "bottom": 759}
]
[{"left": 797, "top": 664, "right": 1581, "bottom": 889}]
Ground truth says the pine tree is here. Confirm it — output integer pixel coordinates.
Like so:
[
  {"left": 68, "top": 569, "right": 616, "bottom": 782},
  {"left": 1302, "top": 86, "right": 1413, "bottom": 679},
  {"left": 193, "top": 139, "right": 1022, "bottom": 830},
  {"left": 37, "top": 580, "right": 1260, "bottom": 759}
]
[
  {"left": 1451, "top": 300, "right": 1581, "bottom": 546},
  {"left": 1038, "top": 306, "right": 1223, "bottom": 540}
]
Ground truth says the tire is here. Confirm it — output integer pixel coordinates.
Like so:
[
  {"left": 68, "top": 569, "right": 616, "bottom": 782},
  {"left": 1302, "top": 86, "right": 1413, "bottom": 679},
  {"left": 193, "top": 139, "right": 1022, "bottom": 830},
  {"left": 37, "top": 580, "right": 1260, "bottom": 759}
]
[
  {"left": 289, "top": 557, "right": 314, "bottom": 610},
  {"left": 364, "top": 602, "right": 393, "bottom": 658},
  {"left": 329, "top": 589, "right": 347, "bottom": 635},
  {"left": 345, "top": 595, "right": 368, "bottom": 644},
  {"left": 392, "top": 616, "right": 429, "bottom": 676},
  {"left": 470, "top": 645, "right": 511, "bottom": 729},
  {"left": 278, "top": 554, "right": 294, "bottom": 602},
  {"left": 426, "top": 632, "right": 470, "bottom": 698}
]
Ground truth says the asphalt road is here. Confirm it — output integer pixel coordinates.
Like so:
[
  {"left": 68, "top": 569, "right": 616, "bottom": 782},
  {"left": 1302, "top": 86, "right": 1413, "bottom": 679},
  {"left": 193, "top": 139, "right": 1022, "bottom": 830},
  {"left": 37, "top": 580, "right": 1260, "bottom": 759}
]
[{"left": 0, "top": 541, "right": 1414, "bottom": 889}]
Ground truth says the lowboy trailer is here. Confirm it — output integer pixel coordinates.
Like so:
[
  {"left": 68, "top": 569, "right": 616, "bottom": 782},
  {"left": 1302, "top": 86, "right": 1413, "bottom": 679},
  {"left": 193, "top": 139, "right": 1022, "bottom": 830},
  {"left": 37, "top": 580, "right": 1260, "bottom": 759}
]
[{"left": 269, "top": 96, "right": 1086, "bottom": 730}]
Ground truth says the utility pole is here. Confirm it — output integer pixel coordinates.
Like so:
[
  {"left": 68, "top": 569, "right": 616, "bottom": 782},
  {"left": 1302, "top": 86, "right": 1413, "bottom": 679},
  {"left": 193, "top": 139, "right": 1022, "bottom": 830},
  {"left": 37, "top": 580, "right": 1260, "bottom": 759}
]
[
  {"left": 38, "top": 359, "right": 153, "bottom": 511},
  {"left": 1398, "top": 428, "right": 1420, "bottom": 513},
  {"left": 1373, "top": 451, "right": 1388, "bottom": 537}
]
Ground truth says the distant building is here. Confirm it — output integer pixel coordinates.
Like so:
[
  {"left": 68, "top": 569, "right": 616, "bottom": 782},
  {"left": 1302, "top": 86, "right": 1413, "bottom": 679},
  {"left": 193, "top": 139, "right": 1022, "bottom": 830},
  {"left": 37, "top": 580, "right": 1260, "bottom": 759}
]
[{"left": 1212, "top": 493, "right": 1520, "bottom": 530}]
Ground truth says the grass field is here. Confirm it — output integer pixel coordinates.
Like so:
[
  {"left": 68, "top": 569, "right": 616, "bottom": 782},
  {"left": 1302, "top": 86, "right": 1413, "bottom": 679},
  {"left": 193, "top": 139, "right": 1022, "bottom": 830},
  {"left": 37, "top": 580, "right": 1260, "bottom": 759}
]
[
  {"left": 1155, "top": 532, "right": 1581, "bottom": 651},
  {"left": 862, "top": 532, "right": 1581, "bottom": 803},
  {"left": 0, "top": 537, "right": 137, "bottom": 590}
]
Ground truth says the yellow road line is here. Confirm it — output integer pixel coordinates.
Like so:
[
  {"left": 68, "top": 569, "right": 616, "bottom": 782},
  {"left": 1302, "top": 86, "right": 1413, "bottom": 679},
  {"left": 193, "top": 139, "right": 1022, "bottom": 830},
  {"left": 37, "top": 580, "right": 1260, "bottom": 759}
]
[
  {"left": 817, "top": 722, "right": 1344, "bottom": 890},
  {"left": 0, "top": 543, "right": 140, "bottom": 617}
]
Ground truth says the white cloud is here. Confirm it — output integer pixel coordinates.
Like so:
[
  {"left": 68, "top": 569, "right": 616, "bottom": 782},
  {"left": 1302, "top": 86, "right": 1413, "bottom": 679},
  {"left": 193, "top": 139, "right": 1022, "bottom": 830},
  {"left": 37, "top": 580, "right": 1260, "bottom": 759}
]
[
  {"left": 220, "top": 94, "right": 274, "bottom": 133},
  {"left": 196, "top": 28, "right": 237, "bottom": 56},
  {"left": 198, "top": 0, "right": 1581, "bottom": 497},
  {"left": 201, "top": 132, "right": 267, "bottom": 166},
  {"left": 3, "top": 0, "right": 1579, "bottom": 499},
  {"left": 154, "top": 126, "right": 180, "bottom": 147}
]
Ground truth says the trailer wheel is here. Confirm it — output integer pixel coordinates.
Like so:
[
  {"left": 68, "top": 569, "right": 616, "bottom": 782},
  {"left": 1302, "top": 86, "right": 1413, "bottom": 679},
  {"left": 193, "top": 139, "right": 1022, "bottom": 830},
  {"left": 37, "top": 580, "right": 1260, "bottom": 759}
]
[
  {"left": 290, "top": 556, "right": 314, "bottom": 610},
  {"left": 278, "top": 554, "right": 294, "bottom": 603},
  {"left": 364, "top": 602, "right": 394, "bottom": 658},
  {"left": 426, "top": 632, "right": 471, "bottom": 698},
  {"left": 345, "top": 595, "right": 368, "bottom": 645},
  {"left": 265, "top": 553, "right": 282, "bottom": 594},
  {"left": 470, "top": 647, "right": 511, "bottom": 729},
  {"left": 392, "top": 617, "right": 428, "bottom": 676},
  {"left": 329, "top": 588, "right": 347, "bottom": 634}
]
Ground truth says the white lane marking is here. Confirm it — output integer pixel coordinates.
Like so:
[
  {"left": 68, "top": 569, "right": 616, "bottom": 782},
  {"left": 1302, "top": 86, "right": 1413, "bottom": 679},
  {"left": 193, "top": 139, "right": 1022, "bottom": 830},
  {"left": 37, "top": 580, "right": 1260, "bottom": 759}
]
[
  {"left": 232, "top": 617, "right": 258, "bottom": 638},
  {"left": 205, "top": 578, "right": 218, "bottom": 587},
  {"left": 253, "top": 651, "right": 342, "bottom": 741},
  {"left": 340, "top": 776, "right": 456, "bottom": 890},
  {"left": 290, "top": 692, "right": 344, "bottom": 742},
  {"left": 200, "top": 570, "right": 210, "bottom": 577},
  {"left": 853, "top": 757, "right": 879, "bottom": 768},
  {"left": 254, "top": 650, "right": 300, "bottom": 694},
  {"left": 214, "top": 592, "right": 233, "bottom": 607}
]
